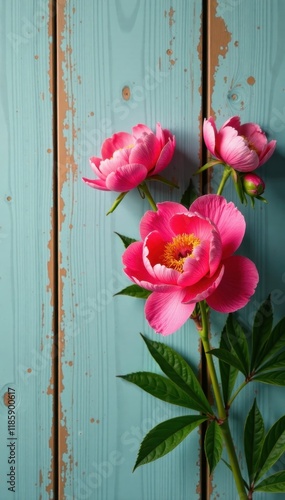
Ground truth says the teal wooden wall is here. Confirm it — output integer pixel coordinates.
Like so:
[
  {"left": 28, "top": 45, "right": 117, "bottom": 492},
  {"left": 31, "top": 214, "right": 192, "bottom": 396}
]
[{"left": 0, "top": 1, "right": 284, "bottom": 499}]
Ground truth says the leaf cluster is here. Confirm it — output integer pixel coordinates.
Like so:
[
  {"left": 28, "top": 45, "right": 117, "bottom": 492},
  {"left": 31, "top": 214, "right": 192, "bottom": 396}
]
[
  {"left": 210, "top": 296, "right": 285, "bottom": 408},
  {"left": 118, "top": 334, "right": 215, "bottom": 471},
  {"left": 243, "top": 399, "right": 285, "bottom": 493}
]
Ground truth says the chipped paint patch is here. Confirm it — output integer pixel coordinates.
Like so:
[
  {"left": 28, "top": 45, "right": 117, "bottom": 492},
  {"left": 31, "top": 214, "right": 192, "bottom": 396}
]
[
  {"left": 247, "top": 75, "right": 256, "bottom": 86},
  {"left": 208, "top": 0, "right": 232, "bottom": 117}
]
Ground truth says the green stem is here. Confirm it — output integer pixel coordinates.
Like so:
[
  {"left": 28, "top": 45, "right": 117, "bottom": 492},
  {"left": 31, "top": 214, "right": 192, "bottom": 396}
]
[
  {"left": 216, "top": 167, "right": 232, "bottom": 195},
  {"left": 106, "top": 191, "right": 128, "bottom": 215},
  {"left": 198, "top": 301, "right": 248, "bottom": 499},
  {"left": 227, "top": 380, "right": 248, "bottom": 408},
  {"left": 195, "top": 159, "right": 224, "bottom": 175},
  {"left": 139, "top": 182, "right": 157, "bottom": 211}
]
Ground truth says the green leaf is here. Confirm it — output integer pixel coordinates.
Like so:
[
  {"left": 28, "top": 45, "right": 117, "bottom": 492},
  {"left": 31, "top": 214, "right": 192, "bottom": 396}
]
[
  {"left": 255, "top": 415, "right": 285, "bottom": 481},
  {"left": 106, "top": 192, "right": 128, "bottom": 215},
  {"left": 257, "top": 317, "right": 285, "bottom": 367},
  {"left": 180, "top": 178, "right": 198, "bottom": 208},
  {"left": 114, "top": 232, "right": 137, "bottom": 248},
  {"left": 134, "top": 415, "right": 207, "bottom": 470},
  {"left": 251, "top": 295, "right": 273, "bottom": 370},
  {"left": 256, "top": 351, "right": 285, "bottom": 373},
  {"left": 204, "top": 421, "right": 223, "bottom": 474},
  {"left": 233, "top": 171, "right": 246, "bottom": 205},
  {"left": 253, "top": 370, "right": 285, "bottom": 386},
  {"left": 118, "top": 372, "right": 203, "bottom": 410},
  {"left": 255, "top": 471, "right": 285, "bottom": 492},
  {"left": 114, "top": 284, "right": 151, "bottom": 299},
  {"left": 226, "top": 314, "right": 250, "bottom": 375},
  {"left": 208, "top": 348, "right": 247, "bottom": 375},
  {"left": 219, "top": 328, "right": 239, "bottom": 405},
  {"left": 244, "top": 399, "right": 265, "bottom": 483},
  {"left": 141, "top": 334, "right": 214, "bottom": 415},
  {"left": 221, "top": 458, "right": 232, "bottom": 471}
]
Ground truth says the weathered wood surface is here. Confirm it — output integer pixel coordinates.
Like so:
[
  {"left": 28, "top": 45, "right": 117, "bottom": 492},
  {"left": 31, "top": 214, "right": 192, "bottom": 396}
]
[
  {"left": 208, "top": 1, "right": 285, "bottom": 498},
  {"left": 57, "top": 1, "right": 203, "bottom": 499},
  {"left": 0, "top": 1, "right": 55, "bottom": 498},
  {"left": 1, "top": 0, "right": 285, "bottom": 498}
]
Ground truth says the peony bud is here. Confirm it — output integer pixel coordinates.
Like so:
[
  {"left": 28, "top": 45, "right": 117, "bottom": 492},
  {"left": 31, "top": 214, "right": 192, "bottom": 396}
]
[{"left": 242, "top": 173, "right": 265, "bottom": 197}]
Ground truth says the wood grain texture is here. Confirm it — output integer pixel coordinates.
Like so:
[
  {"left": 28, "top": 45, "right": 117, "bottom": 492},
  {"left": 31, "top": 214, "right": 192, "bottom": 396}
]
[
  {"left": 208, "top": 1, "right": 285, "bottom": 498},
  {"left": 57, "top": 1, "right": 203, "bottom": 498},
  {"left": 0, "top": 1, "right": 55, "bottom": 498}
]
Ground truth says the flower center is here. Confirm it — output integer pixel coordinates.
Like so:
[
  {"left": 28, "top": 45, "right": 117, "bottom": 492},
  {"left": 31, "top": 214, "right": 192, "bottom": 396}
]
[
  {"left": 162, "top": 233, "right": 200, "bottom": 273},
  {"left": 242, "top": 135, "right": 258, "bottom": 154}
]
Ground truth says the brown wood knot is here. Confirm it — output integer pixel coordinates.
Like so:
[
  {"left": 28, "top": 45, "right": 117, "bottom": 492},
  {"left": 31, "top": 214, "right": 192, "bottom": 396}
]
[{"left": 122, "top": 86, "right": 131, "bottom": 101}]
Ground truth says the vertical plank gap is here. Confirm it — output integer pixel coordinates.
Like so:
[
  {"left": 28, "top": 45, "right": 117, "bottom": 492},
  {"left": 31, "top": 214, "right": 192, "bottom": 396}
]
[
  {"left": 201, "top": 1, "right": 210, "bottom": 499},
  {"left": 51, "top": 0, "right": 59, "bottom": 497}
]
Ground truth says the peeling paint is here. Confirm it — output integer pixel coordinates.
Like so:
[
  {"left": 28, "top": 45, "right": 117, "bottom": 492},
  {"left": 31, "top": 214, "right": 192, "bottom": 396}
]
[
  {"left": 167, "top": 7, "right": 175, "bottom": 27},
  {"left": 46, "top": 0, "right": 56, "bottom": 498},
  {"left": 207, "top": 0, "right": 232, "bottom": 118},
  {"left": 57, "top": 0, "right": 79, "bottom": 496}
]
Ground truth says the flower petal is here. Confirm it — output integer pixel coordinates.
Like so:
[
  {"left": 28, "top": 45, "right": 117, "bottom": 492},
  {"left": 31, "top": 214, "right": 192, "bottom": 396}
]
[
  {"left": 178, "top": 240, "right": 211, "bottom": 286},
  {"left": 238, "top": 123, "right": 268, "bottom": 154},
  {"left": 81, "top": 177, "right": 109, "bottom": 190},
  {"left": 151, "top": 137, "right": 176, "bottom": 175},
  {"left": 105, "top": 163, "right": 148, "bottom": 192},
  {"left": 143, "top": 231, "right": 179, "bottom": 284},
  {"left": 190, "top": 195, "right": 245, "bottom": 259},
  {"left": 182, "top": 265, "right": 224, "bottom": 303},
  {"left": 89, "top": 156, "right": 105, "bottom": 179},
  {"left": 145, "top": 289, "right": 195, "bottom": 335},
  {"left": 99, "top": 151, "right": 131, "bottom": 177},
  {"left": 101, "top": 132, "right": 134, "bottom": 159},
  {"left": 258, "top": 140, "right": 276, "bottom": 166},
  {"left": 218, "top": 127, "right": 259, "bottom": 171},
  {"left": 129, "top": 133, "right": 160, "bottom": 170},
  {"left": 140, "top": 202, "right": 188, "bottom": 240},
  {"left": 123, "top": 241, "right": 158, "bottom": 287},
  {"left": 206, "top": 255, "right": 259, "bottom": 313},
  {"left": 203, "top": 117, "right": 218, "bottom": 157},
  {"left": 155, "top": 122, "right": 166, "bottom": 147},
  {"left": 220, "top": 116, "right": 241, "bottom": 131},
  {"left": 132, "top": 123, "right": 153, "bottom": 139}
]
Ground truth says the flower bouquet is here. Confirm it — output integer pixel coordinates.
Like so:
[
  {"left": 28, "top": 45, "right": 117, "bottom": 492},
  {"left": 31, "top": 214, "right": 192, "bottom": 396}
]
[{"left": 83, "top": 117, "right": 285, "bottom": 498}]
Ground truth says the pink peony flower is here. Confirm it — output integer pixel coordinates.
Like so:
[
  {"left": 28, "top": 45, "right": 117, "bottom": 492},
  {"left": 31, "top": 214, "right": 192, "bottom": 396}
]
[
  {"left": 203, "top": 116, "right": 276, "bottom": 172},
  {"left": 242, "top": 172, "right": 265, "bottom": 197},
  {"left": 122, "top": 194, "right": 259, "bottom": 335},
  {"left": 82, "top": 123, "right": 175, "bottom": 192}
]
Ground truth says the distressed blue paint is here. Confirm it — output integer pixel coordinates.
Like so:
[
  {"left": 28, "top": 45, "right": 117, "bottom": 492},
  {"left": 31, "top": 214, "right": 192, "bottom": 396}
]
[
  {"left": 58, "top": 1, "right": 203, "bottom": 498},
  {"left": 210, "top": 1, "right": 285, "bottom": 498},
  {"left": 0, "top": 1, "right": 54, "bottom": 498},
  {"left": 2, "top": 0, "right": 284, "bottom": 498}
]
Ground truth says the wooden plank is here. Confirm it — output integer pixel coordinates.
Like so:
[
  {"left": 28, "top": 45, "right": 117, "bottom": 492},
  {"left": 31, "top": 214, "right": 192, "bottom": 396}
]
[
  {"left": 56, "top": 1, "right": 204, "bottom": 498},
  {"left": 208, "top": 0, "right": 285, "bottom": 498},
  {"left": 0, "top": 1, "right": 55, "bottom": 498}
]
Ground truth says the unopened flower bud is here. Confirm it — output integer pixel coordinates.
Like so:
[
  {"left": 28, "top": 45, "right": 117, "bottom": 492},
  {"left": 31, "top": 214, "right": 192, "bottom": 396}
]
[{"left": 242, "top": 173, "right": 265, "bottom": 197}]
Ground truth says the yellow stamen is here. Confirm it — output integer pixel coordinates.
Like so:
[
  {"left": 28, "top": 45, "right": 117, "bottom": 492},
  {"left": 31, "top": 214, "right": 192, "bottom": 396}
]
[
  {"left": 241, "top": 135, "right": 258, "bottom": 154},
  {"left": 162, "top": 233, "right": 200, "bottom": 273}
]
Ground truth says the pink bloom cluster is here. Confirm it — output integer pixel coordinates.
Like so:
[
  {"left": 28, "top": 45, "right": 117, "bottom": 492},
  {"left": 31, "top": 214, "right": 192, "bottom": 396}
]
[
  {"left": 123, "top": 194, "right": 259, "bottom": 335},
  {"left": 203, "top": 116, "right": 276, "bottom": 172},
  {"left": 82, "top": 123, "right": 175, "bottom": 192}
]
